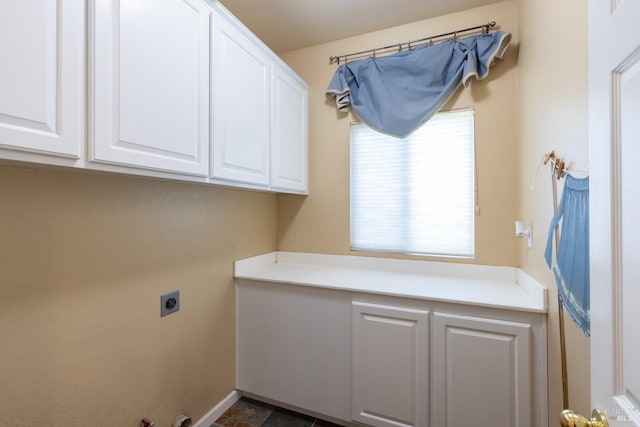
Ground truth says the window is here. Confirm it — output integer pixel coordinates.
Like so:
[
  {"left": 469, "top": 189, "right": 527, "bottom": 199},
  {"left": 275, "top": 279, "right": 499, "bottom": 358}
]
[{"left": 350, "top": 109, "right": 475, "bottom": 257}]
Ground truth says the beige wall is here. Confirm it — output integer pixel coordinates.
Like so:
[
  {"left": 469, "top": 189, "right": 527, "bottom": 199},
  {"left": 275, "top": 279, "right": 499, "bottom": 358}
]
[
  {"left": 279, "top": 2, "right": 519, "bottom": 267},
  {"left": 515, "top": 0, "right": 591, "bottom": 421},
  {"left": 0, "top": 165, "right": 276, "bottom": 426}
]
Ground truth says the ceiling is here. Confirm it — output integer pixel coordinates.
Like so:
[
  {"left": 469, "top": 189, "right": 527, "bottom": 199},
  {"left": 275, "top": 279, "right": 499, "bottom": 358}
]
[{"left": 218, "top": 0, "right": 505, "bottom": 53}]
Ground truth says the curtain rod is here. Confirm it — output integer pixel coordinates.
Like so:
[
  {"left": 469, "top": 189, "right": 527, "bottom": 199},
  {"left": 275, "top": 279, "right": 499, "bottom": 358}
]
[{"left": 329, "top": 21, "right": 496, "bottom": 64}]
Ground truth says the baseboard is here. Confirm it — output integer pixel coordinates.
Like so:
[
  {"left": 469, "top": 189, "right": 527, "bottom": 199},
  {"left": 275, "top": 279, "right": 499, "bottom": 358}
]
[{"left": 192, "top": 390, "right": 240, "bottom": 427}]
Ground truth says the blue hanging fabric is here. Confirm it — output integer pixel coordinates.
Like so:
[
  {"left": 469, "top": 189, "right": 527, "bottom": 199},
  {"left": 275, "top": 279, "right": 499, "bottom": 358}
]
[
  {"left": 326, "top": 31, "right": 511, "bottom": 138},
  {"left": 545, "top": 175, "right": 590, "bottom": 336}
]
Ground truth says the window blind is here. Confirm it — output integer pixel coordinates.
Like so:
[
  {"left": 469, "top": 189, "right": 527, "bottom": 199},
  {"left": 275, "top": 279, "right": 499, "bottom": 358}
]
[{"left": 350, "top": 109, "right": 475, "bottom": 257}]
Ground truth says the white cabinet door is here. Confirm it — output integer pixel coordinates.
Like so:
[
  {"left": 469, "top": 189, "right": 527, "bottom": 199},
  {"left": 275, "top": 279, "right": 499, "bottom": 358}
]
[
  {"left": 91, "top": 0, "right": 210, "bottom": 176},
  {"left": 236, "top": 281, "right": 352, "bottom": 421},
  {"left": 270, "top": 64, "right": 308, "bottom": 194},
  {"left": 433, "top": 313, "right": 532, "bottom": 427},
  {"left": 352, "top": 302, "right": 429, "bottom": 427},
  {"left": 0, "top": 0, "right": 83, "bottom": 158},
  {"left": 211, "top": 11, "right": 270, "bottom": 186}
]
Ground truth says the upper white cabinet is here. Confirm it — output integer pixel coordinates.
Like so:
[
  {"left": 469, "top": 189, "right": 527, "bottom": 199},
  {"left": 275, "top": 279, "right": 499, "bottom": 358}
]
[
  {"left": 270, "top": 64, "right": 309, "bottom": 193},
  {"left": 0, "top": 0, "right": 84, "bottom": 158},
  {"left": 90, "top": 0, "right": 211, "bottom": 176},
  {"left": 211, "top": 10, "right": 271, "bottom": 185},
  {"left": 211, "top": 5, "right": 309, "bottom": 194},
  {"left": 1, "top": 2, "right": 308, "bottom": 193}
]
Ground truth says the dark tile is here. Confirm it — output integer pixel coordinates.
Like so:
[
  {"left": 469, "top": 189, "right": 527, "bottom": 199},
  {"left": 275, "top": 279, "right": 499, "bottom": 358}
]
[
  {"left": 312, "top": 419, "right": 345, "bottom": 427},
  {"left": 214, "top": 397, "right": 274, "bottom": 427},
  {"left": 262, "top": 407, "right": 315, "bottom": 427},
  {"left": 238, "top": 397, "right": 276, "bottom": 412}
]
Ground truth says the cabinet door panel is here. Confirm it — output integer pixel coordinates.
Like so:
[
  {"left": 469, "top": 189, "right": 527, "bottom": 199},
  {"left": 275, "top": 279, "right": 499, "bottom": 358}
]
[
  {"left": 433, "top": 313, "right": 531, "bottom": 427},
  {"left": 236, "top": 281, "right": 352, "bottom": 421},
  {"left": 352, "top": 302, "right": 429, "bottom": 427},
  {"left": 270, "top": 65, "right": 308, "bottom": 193},
  {"left": 211, "top": 12, "right": 270, "bottom": 185},
  {"left": 0, "top": 0, "right": 83, "bottom": 158},
  {"left": 91, "top": 0, "right": 210, "bottom": 175}
]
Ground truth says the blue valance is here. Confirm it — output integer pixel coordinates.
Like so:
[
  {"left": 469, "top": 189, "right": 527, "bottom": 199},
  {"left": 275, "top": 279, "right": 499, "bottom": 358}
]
[{"left": 326, "top": 31, "right": 511, "bottom": 138}]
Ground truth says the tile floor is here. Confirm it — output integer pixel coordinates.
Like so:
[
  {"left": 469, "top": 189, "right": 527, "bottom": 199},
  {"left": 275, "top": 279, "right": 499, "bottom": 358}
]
[{"left": 213, "top": 397, "right": 346, "bottom": 427}]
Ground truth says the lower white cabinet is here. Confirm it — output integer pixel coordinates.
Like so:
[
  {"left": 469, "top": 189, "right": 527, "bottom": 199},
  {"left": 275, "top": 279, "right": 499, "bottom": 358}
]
[
  {"left": 236, "top": 277, "right": 547, "bottom": 427},
  {"left": 432, "top": 313, "right": 532, "bottom": 427},
  {"left": 352, "top": 302, "right": 429, "bottom": 427},
  {"left": 236, "top": 281, "right": 352, "bottom": 421}
]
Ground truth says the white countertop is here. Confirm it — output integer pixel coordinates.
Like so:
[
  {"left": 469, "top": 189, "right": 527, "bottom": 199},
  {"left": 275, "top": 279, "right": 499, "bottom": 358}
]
[{"left": 235, "top": 252, "right": 548, "bottom": 313}]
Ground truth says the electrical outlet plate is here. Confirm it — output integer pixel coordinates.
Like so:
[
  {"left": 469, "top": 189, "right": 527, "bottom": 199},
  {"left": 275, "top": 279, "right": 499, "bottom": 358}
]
[{"left": 161, "top": 290, "right": 180, "bottom": 317}]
